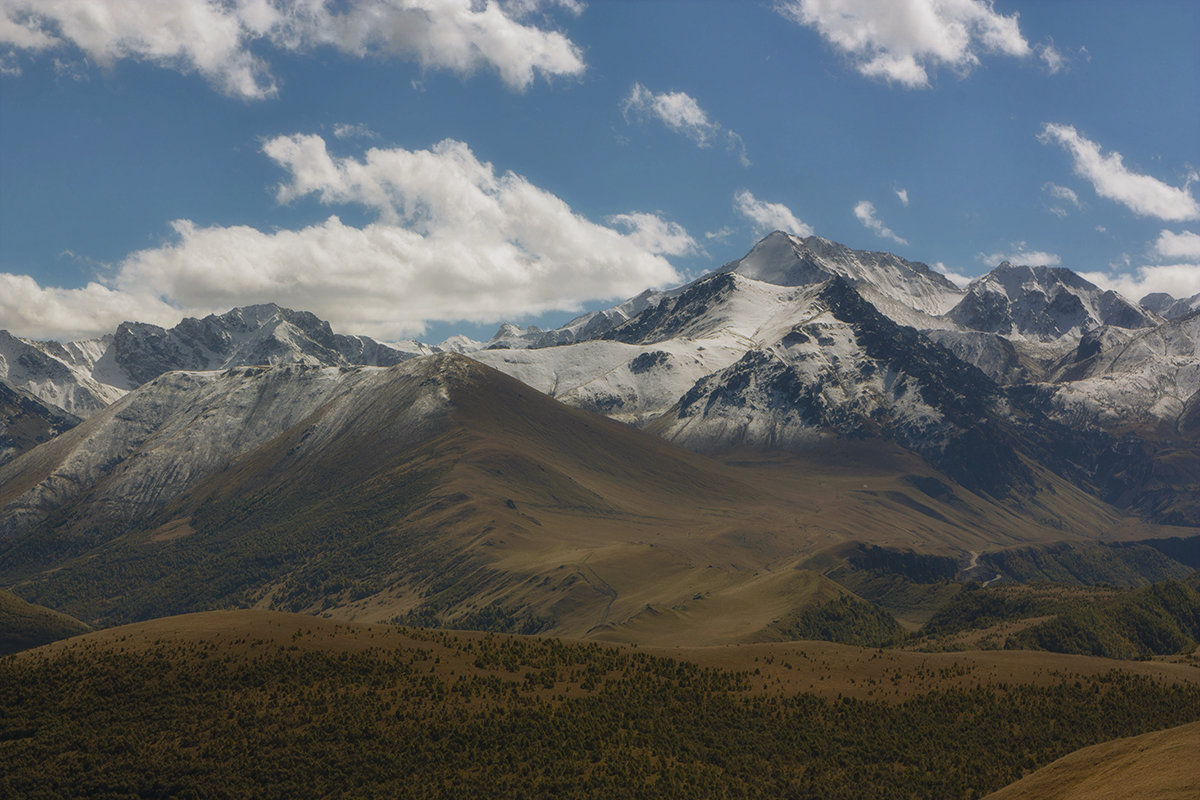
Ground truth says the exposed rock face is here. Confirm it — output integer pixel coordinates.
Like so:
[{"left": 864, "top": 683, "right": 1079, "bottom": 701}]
[
  {"left": 0, "top": 331, "right": 125, "bottom": 416},
  {"left": 0, "top": 355, "right": 468, "bottom": 537},
  {"left": 657, "top": 277, "right": 1026, "bottom": 495},
  {"left": 0, "top": 381, "right": 79, "bottom": 466},
  {"left": 946, "top": 263, "right": 1157, "bottom": 341},
  {"left": 6, "top": 233, "right": 1196, "bottom": 528},
  {"left": 0, "top": 304, "right": 432, "bottom": 417},
  {"left": 1141, "top": 291, "right": 1200, "bottom": 321}
]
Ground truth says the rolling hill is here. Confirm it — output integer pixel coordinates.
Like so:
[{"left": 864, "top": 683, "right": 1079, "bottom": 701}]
[
  {"left": 2, "top": 610, "right": 1198, "bottom": 799},
  {"left": 0, "top": 587, "right": 89, "bottom": 655},
  {"left": 1, "top": 351, "right": 1178, "bottom": 642},
  {"left": 984, "top": 721, "right": 1200, "bottom": 800}
]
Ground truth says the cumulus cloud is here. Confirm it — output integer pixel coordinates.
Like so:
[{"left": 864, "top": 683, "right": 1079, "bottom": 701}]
[
  {"left": 622, "top": 83, "right": 750, "bottom": 166},
  {"left": 734, "top": 190, "right": 813, "bottom": 237},
  {"left": 775, "top": 0, "right": 1031, "bottom": 88},
  {"left": 0, "top": 0, "right": 585, "bottom": 98},
  {"left": 895, "top": 187, "right": 909, "bottom": 207},
  {"left": 977, "top": 244, "right": 1060, "bottom": 267},
  {"left": 0, "top": 274, "right": 182, "bottom": 343},
  {"left": 1072, "top": 230, "right": 1200, "bottom": 304},
  {"left": 1039, "top": 123, "right": 1200, "bottom": 222},
  {"left": 853, "top": 200, "right": 907, "bottom": 245},
  {"left": 1, "top": 135, "right": 686, "bottom": 341},
  {"left": 1078, "top": 265, "right": 1200, "bottom": 304},
  {"left": 607, "top": 212, "right": 700, "bottom": 257},
  {"left": 1153, "top": 229, "right": 1200, "bottom": 260}
]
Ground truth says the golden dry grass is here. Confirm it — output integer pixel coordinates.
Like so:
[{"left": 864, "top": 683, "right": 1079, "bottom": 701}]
[
  {"left": 28, "top": 609, "right": 1200, "bottom": 705},
  {"left": 984, "top": 721, "right": 1200, "bottom": 800}
]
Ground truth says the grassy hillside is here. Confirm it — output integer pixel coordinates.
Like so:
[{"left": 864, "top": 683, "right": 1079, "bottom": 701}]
[
  {"left": 0, "top": 588, "right": 88, "bottom": 655},
  {"left": 979, "top": 540, "right": 1194, "bottom": 586},
  {"left": 912, "top": 574, "right": 1200, "bottom": 659},
  {"left": 3, "top": 611, "right": 1200, "bottom": 799},
  {"left": 984, "top": 721, "right": 1200, "bottom": 800},
  {"left": 1012, "top": 578, "right": 1200, "bottom": 659},
  {"left": 1, "top": 357, "right": 1189, "bottom": 647}
]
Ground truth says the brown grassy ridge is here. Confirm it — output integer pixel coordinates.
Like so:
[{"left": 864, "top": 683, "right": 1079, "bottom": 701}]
[
  {"left": 983, "top": 721, "right": 1200, "bottom": 800},
  {"left": 3, "top": 356, "right": 1189, "bottom": 644},
  {"left": 4, "top": 610, "right": 1200, "bottom": 799},
  {"left": 22, "top": 608, "right": 1200, "bottom": 703}
]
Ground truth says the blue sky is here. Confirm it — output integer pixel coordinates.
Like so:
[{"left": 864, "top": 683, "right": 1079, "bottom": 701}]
[{"left": 1, "top": 0, "right": 1197, "bottom": 342}]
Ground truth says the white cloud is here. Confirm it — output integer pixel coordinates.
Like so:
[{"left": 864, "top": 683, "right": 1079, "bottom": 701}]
[
  {"left": 1043, "top": 182, "right": 1079, "bottom": 206},
  {"left": 704, "top": 227, "right": 737, "bottom": 243},
  {"left": 1083, "top": 230, "right": 1200, "bottom": 303},
  {"left": 895, "top": 187, "right": 909, "bottom": 207},
  {"left": 0, "top": 274, "right": 182, "bottom": 342},
  {"left": 332, "top": 122, "right": 378, "bottom": 140},
  {"left": 501, "top": 0, "right": 585, "bottom": 18},
  {"left": 853, "top": 200, "right": 907, "bottom": 245},
  {"left": 0, "top": 0, "right": 585, "bottom": 98},
  {"left": 1039, "top": 123, "right": 1200, "bottom": 222},
  {"left": 931, "top": 262, "right": 973, "bottom": 288},
  {"left": 733, "top": 190, "right": 813, "bottom": 237},
  {"left": 1078, "top": 265, "right": 1200, "bottom": 303},
  {"left": 977, "top": 244, "right": 1061, "bottom": 267},
  {"left": 622, "top": 82, "right": 750, "bottom": 165},
  {"left": 1042, "top": 181, "right": 1081, "bottom": 217},
  {"left": 1, "top": 135, "right": 685, "bottom": 341},
  {"left": 775, "top": 0, "right": 1031, "bottom": 88},
  {"left": 1153, "top": 230, "right": 1200, "bottom": 260},
  {"left": 1038, "top": 41, "right": 1066, "bottom": 74},
  {"left": 623, "top": 83, "right": 719, "bottom": 145},
  {"left": 607, "top": 212, "right": 699, "bottom": 257},
  {"left": 726, "top": 131, "right": 752, "bottom": 168},
  {"left": 0, "top": 7, "right": 57, "bottom": 52}
]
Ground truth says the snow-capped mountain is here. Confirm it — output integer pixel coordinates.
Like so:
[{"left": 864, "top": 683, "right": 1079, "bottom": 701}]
[
  {"left": 3, "top": 232, "right": 1194, "bottom": 525},
  {"left": 2, "top": 232, "right": 1198, "bottom": 633},
  {"left": 648, "top": 276, "right": 1023, "bottom": 494},
  {"left": 0, "top": 331, "right": 127, "bottom": 416},
  {"left": 1042, "top": 311, "right": 1200, "bottom": 434},
  {"left": 0, "top": 357, "right": 459, "bottom": 536},
  {"left": 1141, "top": 291, "right": 1200, "bottom": 321},
  {"left": 468, "top": 232, "right": 970, "bottom": 425},
  {"left": 459, "top": 234, "right": 1193, "bottom": 517},
  {"left": 0, "top": 304, "right": 433, "bottom": 417},
  {"left": 0, "top": 350, "right": 1151, "bottom": 633},
  {"left": 722, "top": 231, "right": 962, "bottom": 323},
  {"left": 946, "top": 263, "right": 1157, "bottom": 341}
]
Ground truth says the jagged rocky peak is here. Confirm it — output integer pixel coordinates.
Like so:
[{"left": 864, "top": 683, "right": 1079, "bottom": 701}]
[
  {"left": 0, "top": 330, "right": 128, "bottom": 417},
  {"left": 1141, "top": 291, "right": 1200, "bottom": 321},
  {"left": 111, "top": 302, "right": 417, "bottom": 386},
  {"left": 1, "top": 304, "right": 429, "bottom": 418},
  {"left": 656, "top": 275, "right": 1026, "bottom": 495},
  {"left": 491, "top": 322, "right": 533, "bottom": 340},
  {"left": 947, "top": 262, "right": 1157, "bottom": 341},
  {"left": 723, "top": 231, "right": 961, "bottom": 316}
]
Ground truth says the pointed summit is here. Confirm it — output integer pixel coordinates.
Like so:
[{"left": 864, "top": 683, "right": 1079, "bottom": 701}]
[
  {"left": 722, "top": 231, "right": 961, "bottom": 317},
  {"left": 948, "top": 264, "right": 1156, "bottom": 340}
]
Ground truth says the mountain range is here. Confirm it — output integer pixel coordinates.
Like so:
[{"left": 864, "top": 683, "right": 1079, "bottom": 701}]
[{"left": 1, "top": 231, "right": 1197, "bottom": 637}]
